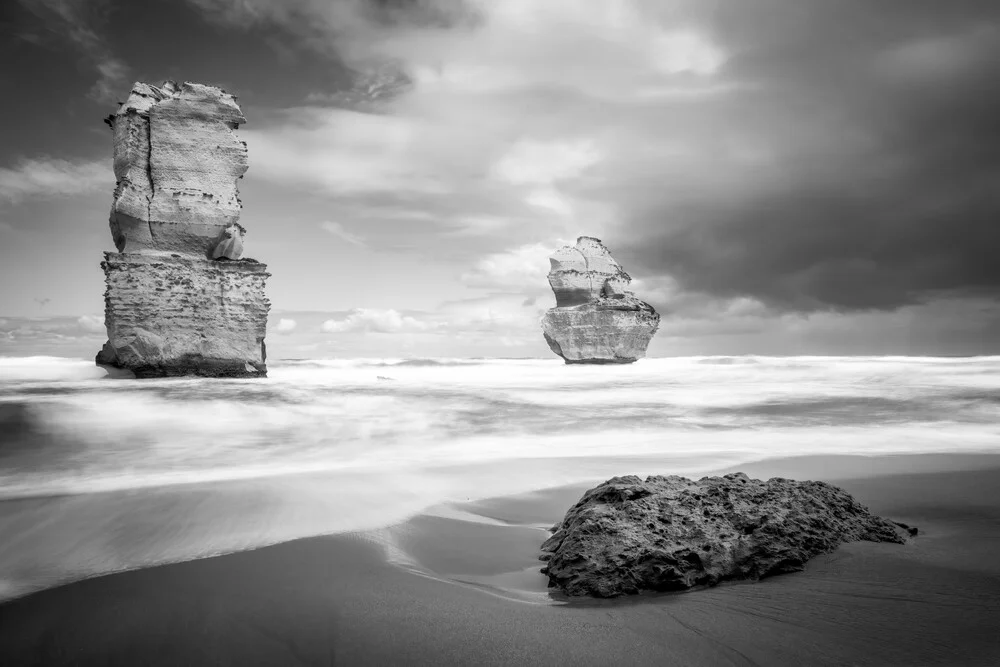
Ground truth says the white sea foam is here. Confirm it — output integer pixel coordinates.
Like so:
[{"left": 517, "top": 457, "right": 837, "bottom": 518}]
[{"left": 0, "top": 355, "right": 998, "bottom": 601}]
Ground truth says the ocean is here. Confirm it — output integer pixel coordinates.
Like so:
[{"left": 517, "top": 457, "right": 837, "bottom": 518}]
[{"left": 1, "top": 355, "right": 999, "bottom": 601}]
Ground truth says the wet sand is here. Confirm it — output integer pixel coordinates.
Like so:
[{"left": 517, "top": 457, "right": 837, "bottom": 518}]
[{"left": 2, "top": 454, "right": 1000, "bottom": 666}]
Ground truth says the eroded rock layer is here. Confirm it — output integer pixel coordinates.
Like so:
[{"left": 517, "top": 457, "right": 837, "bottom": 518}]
[
  {"left": 99, "top": 253, "right": 269, "bottom": 378},
  {"left": 541, "top": 237, "right": 659, "bottom": 363},
  {"left": 98, "top": 80, "right": 268, "bottom": 378},
  {"left": 542, "top": 296, "right": 659, "bottom": 364},
  {"left": 107, "top": 81, "right": 248, "bottom": 256},
  {"left": 540, "top": 473, "right": 915, "bottom": 598}
]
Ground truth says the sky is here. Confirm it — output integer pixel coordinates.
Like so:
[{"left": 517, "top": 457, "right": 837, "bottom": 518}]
[{"left": 1, "top": 0, "right": 999, "bottom": 359}]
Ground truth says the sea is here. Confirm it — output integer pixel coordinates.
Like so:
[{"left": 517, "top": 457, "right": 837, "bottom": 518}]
[{"left": 1, "top": 355, "right": 999, "bottom": 601}]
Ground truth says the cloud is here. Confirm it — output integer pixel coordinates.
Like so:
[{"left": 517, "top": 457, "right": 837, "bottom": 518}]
[
  {"left": 16, "top": 0, "right": 130, "bottom": 102},
  {"left": 460, "top": 241, "right": 568, "bottom": 292},
  {"left": 196, "top": 0, "right": 1000, "bottom": 324},
  {"left": 0, "top": 315, "right": 112, "bottom": 359},
  {"left": 491, "top": 139, "right": 601, "bottom": 186},
  {"left": 76, "top": 315, "right": 106, "bottom": 334},
  {"left": 0, "top": 157, "right": 110, "bottom": 203},
  {"left": 437, "top": 292, "right": 548, "bottom": 331},
  {"left": 611, "top": 0, "right": 1000, "bottom": 313},
  {"left": 274, "top": 318, "right": 298, "bottom": 334},
  {"left": 243, "top": 108, "right": 452, "bottom": 196},
  {"left": 0, "top": 315, "right": 108, "bottom": 341},
  {"left": 199, "top": 0, "right": 732, "bottom": 246},
  {"left": 320, "top": 309, "right": 433, "bottom": 334},
  {"left": 397, "top": 1, "right": 727, "bottom": 99},
  {"left": 319, "top": 221, "right": 366, "bottom": 247}
]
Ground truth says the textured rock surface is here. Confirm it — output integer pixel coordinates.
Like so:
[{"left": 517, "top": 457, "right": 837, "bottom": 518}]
[
  {"left": 211, "top": 223, "right": 246, "bottom": 260},
  {"left": 98, "top": 80, "right": 268, "bottom": 378},
  {"left": 540, "top": 473, "right": 915, "bottom": 598},
  {"left": 98, "top": 253, "right": 269, "bottom": 378},
  {"left": 107, "top": 81, "right": 248, "bottom": 256},
  {"left": 541, "top": 237, "right": 659, "bottom": 363}
]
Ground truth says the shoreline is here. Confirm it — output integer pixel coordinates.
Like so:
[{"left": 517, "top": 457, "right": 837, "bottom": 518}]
[
  {"left": 2, "top": 451, "right": 1000, "bottom": 604},
  {"left": 3, "top": 452, "right": 1000, "bottom": 664}
]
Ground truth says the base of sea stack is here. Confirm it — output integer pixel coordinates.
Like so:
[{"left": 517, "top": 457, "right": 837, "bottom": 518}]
[
  {"left": 563, "top": 356, "right": 637, "bottom": 365},
  {"left": 97, "top": 252, "right": 270, "bottom": 379},
  {"left": 541, "top": 299, "right": 659, "bottom": 365},
  {"left": 96, "top": 347, "right": 266, "bottom": 379}
]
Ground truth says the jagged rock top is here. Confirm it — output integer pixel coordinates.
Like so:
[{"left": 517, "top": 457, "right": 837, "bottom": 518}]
[
  {"left": 107, "top": 81, "right": 245, "bottom": 128},
  {"left": 540, "top": 473, "right": 915, "bottom": 598},
  {"left": 107, "top": 80, "right": 249, "bottom": 256},
  {"left": 541, "top": 236, "right": 659, "bottom": 363},
  {"left": 548, "top": 237, "right": 634, "bottom": 307}
]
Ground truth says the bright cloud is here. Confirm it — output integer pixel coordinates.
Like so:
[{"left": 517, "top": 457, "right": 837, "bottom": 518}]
[
  {"left": 491, "top": 139, "right": 601, "bottom": 186},
  {"left": 274, "top": 318, "right": 298, "bottom": 334},
  {"left": 76, "top": 315, "right": 105, "bottom": 334},
  {"left": 524, "top": 188, "right": 574, "bottom": 217},
  {"left": 321, "top": 309, "right": 432, "bottom": 334},
  {"left": 243, "top": 109, "right": 450, "bottom": 196},
  {"left": 388, "top": 0, "right": 727, "bottom": 98},
  {"left": 213, "top": 0, "right": 731, "bottom": 247},
  {"left": 0, "top": 158, "right": 110, "bottom": 203},
  {"left": 320, "top": 221, "right": 367, "bottom": 247},
  {"left": 461, "top": 241, "right": 569, "bottom": 292}
]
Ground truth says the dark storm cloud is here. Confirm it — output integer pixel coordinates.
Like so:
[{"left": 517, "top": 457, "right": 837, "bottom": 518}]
[
  {"left": 364, "top": 0, "right": 479, "bottom": 28},
  {"left": 621, "top": 0, "right": 1000, "bottom": 313}
]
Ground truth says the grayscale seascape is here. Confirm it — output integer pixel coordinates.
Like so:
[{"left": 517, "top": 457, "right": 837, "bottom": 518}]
[{"left": 2, "top": 0, "right": 1000, "bottom": 663}]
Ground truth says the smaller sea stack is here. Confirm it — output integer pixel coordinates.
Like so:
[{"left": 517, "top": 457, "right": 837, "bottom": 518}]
[{"left": 541, "top": 237, "right": 659, "bottom": 364}]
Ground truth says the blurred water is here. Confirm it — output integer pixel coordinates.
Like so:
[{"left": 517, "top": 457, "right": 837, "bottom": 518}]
[
  {"left": 0, "top": 355, "right": 998, "bottom": 600},
  {"left": 2, "top": 355, "right": 999, "bottom": 497}
]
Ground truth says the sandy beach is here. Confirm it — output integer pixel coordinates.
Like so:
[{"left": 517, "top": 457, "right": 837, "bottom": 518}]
[{"left": 1, "top": 453, "right": 999, "bottom": 666}]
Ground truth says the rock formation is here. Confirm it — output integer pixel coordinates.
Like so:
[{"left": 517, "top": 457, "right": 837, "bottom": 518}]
[
  {"left": 211, "top": 223, "right": 246, "bottom": 260},
  {"left": 540, "top": 473, "right": 916, "bottom": 598},
  {"left": 96, "top": 81, "right": 269, "bottom": 378},
  {"left": 106, "top": 81, "right": 249, "bottom": 256},
  {"left": 541, "top": 237, "right": 659, "bottom": 363}
]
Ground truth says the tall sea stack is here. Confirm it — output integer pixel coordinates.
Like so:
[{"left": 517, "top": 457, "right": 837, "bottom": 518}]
[
  {"left": 541, "top": 237, "right": 659, "bottom": 364},
  {"left": 95, "top": 81, "right": 270, "bottom": 378}
]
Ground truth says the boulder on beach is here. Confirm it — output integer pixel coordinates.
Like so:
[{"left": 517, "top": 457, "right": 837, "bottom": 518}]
[
  {"left": 540, "top": 472, "right": 916, "bottom": 598},
  {"left": 541, "top": 237, "right": 659, "bottom": 364}
]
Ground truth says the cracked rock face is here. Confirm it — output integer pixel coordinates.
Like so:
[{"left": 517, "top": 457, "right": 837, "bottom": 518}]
[
  {"left": 541, "top": 237, "right": 659, "bottom": 364},
  {"left": 107, "top": 81, "right": 248, "bottom": 256},
  {"left": 100, "top": 253, "right": 270, "bottom": 378},
  {"left": 540, "top": 473, "right": 916, "bottom": 598},
  {"left": 98, "top": 81, "right": 269, "bottom": 378}
]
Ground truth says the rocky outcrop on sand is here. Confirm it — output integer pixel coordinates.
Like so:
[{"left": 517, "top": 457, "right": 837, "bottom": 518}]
[
  {"left": 97, "top": 81, "right": 269, "bottom": 378},
  {"left": 540, "top": 473, "right": 916, "bottom": 598},
  {"left": 541, "top": 237, "right": 659, "bottom": 364}
]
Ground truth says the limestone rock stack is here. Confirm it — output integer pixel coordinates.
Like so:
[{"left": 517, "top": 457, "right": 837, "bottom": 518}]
[
  {"left": 541, "top": 237, "right": 659, "bottom": 364},
  {"left": 96, "top": 81, "right": 270, "bottom": 378}
]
